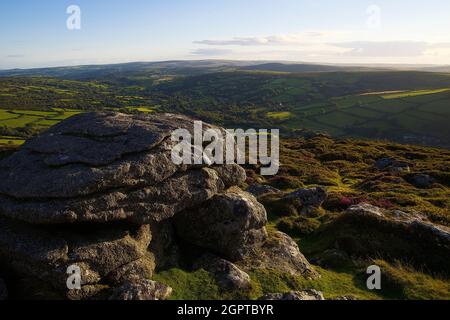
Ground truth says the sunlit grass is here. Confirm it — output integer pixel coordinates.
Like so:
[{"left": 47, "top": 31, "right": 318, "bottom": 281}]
[
  {"left": 266, "top": 111, "right": 292, "bottom": 120},
  {"left": 381, "top": 88, "right": 450, "bottom": 99},
  {"left": 0, "top": 137, "right": 25, "bottom": 145}
]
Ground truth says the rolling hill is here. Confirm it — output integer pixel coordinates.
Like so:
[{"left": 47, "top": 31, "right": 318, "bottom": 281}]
[{"left": 0, "top": 62, "right": 450, "bottom": 148}]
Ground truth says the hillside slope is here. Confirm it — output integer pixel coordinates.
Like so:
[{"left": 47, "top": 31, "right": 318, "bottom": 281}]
[
  {"left": 1, "top": 130, "right": 449, "bottom": 300},
  {"left": 2, "top": 70, "right": 450, "bottom": 147}
]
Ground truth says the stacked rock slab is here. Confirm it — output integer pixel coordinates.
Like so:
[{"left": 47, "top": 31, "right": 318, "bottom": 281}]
[
  {"left": 0, "top": 112, "right": 229, "bottom": 224},
  {"left": 0, "top": 112, "right": 317, "bottom": 299},
  {"left": 174, "top": 186, "right": 268, "bottom": 261}
]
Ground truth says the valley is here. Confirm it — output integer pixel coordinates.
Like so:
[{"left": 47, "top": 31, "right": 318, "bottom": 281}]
[{"left": 1, "top": 63, "right": 450, "bottom": 148}]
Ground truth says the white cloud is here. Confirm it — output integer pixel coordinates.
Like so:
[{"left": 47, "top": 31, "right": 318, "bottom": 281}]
[
  {"left": 193, "top": 32, "right": 450, "bottom": 63},
  {"left": 190, "top": 48, "right": 233, "bottom": 56},
  {"left": 194, "top": 32, "right": 336, "bottom": 47},
  {"left": 333, "top": 41, "right": 428, "bottom": 57},
  {"left": 5, "top": 54, "right": 25, "bottom": 58}
]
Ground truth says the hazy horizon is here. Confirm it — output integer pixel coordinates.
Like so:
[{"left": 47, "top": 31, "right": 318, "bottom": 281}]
[{"left": 2, "top": 58, "right": 450, "bottom": 72}]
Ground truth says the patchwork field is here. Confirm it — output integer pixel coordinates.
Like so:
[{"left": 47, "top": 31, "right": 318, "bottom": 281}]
[
  {"left": 285, "top": 88, "right": 450, "bottom": 146},
  {"left": 381, "top": 88, "right": 450, "bottom": 99},
  {"left": 1, "top": 70, "right": 450, "bottom": 148},
  {"left": 0, "top": 108, "right": 81, "bottom": 145}
]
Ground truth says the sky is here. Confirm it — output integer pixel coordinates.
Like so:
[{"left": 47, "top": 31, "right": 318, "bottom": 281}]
[{"left": 1, "top": 0, "right": 450, "bottom": 69}]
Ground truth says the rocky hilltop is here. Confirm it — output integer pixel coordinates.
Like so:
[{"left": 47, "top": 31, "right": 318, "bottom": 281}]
[{"left": 0, "top": 112, "right": 317, "bottom": 300}]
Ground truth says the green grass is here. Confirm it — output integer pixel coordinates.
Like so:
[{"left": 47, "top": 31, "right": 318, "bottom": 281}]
[
  {"left": 381, "top": 88, "right": 450, "bottom": 99},
  {"left": 126, "top": 106, "right": 157, "bottom": 113},
  {"left": 1, "top": 115, "right": 42, "bottom": 128},
  {"left": 266, "top": 111, "right": 292, "bottom": 120},
  {"left": 49, "top": 108, "right": 83, "bottom": 119},
  {"left": 153, "top": 268, "right": 229, "bottom": 300},
  {"left": 154, "top": 263, "right": 432, "bottom": 300},
  {"left": 248, "top": 267, "right": 383, "bottom": 300},
  {"left": 0, "top": 108, "right": 84, "bottom": 145},
  {"left": 319, "top": 111, "right": 363, "bottom": 127},
  {"left": 0, "top": 109, "right": 20, "bottom": 121},
  {"left": 2, "top": 72, "right": 450, "bottom": 147},
  {"left": 10, "top": 110, "right": 59, "bottom": 117},
  {"left": 36, "top": 119, "right": 60, "bottom": 127},
  {"left": 0, "top": 138, "right": 24, "bottom": 145},
  {"left": 153, "top": 266, "right": 384, "bottom": 300},
  {"left": 0, "top": 104, "right": 159, "bottom": 145},
  {"left": 374, "top": 260, "right": 450, "bottom": 300}
]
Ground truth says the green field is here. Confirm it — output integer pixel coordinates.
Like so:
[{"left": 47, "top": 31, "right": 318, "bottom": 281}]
[
  {"left": 1, "top": 70, "right": 450, "bottom": 147},
  {"left": 381, "top": 88, "right": 450, "bottom": 99},
  {"left": 266, "top": 111, "right": 292, "bottom": 120},
  {"left": 285, "top": 88, "right": 450, "bottom": 146},
  {"left": 0, "top": 108, "right": 82, "bottom": 145},
  {"left": 0, "top": 136, "right": 25, "bottom": 145},
  {"left": 126, "top": 106, "right": 158, "bottom": 113}
]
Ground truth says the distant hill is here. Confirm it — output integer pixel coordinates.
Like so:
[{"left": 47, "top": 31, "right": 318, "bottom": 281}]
[
  {"left": 0, "top": 60, "right": 266, "bottom": 79},
  {"left": 1, "top": 61, "right": 450, "bottom": 148},
  {"left": 2, "top": 60, "right": 450, "bottom": 79},
  {"left": 239, "top": 62, "right": 381, "bottom": 73},
  {"left": 420, "top": 66, "right": 450, "bottom": 73}
]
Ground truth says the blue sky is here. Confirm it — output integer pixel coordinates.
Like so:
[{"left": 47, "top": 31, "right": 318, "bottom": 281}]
[{"left": 1, "top": 0, "right": 450, "bottom": 69}]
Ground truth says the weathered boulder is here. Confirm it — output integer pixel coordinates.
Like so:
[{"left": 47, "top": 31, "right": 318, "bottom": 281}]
[
  {"left": 375, "top": 157, "right": 395, "bottom": 170},
  {"left": 212, "top": 164, "right": 247, "bottom": 188},
  {"left": 311, "top": 249, "right": 351, "bottom": 269},
  {"left": 174, "top": 187, "right": 268, "bottom": 261},
  {"left": 258, "top": 187, "right": 327, "bottom": 218},
  {"left": 391, "top": 209, "right": 426, "bottom": 221},
  {"left": 410, "top": 174, "right": 435, "bottom": 188},
  {"left": 194, "top": 254, "right": 251, "bottom": 291},
  {"left": 345, "top": 203, "right": 384, "bottom": 218},
  {"left": 106, "top": 256, "right": 155, "bottom": 286},
  {"left": 0, "top": 112, "right": 228, "bottom": 225},
  {"left": 331, "top": 295, "right": 358, "bottom": 300},
  {"left": 329, "top": 203, "right": 450, "bottom": 274},
  {"left": 259, "top": 289, "right": 324, "bottom": 301},
  {"left": 0, "top": 112, "right": 225, "bottom": 198},
  {"left": 286, "top": 187, "right": 327, "bottom": 208},
  {"left": 0, "top": 216, "right": 153, "bottom": 298},
  {"left": 240, "top": 231, "right": 319, "bottom": 279},
  {"left": 2, "top": 116, "right": 157, "bottom": 198},
  {"left": 0, "top": 165, "right": 225, "bottom": 225},
  {"left": 109, "top": 279, "right": 172, "bottom": 300},
  {"left": 148, "top": 220, "right": 180, "bottom": 271},
  {"left": 0, "top": 112, "right": 317, "bottom": 299},
  {"left": 246, "top": 184, "right": 281, "bottom": 198},
  {"left": 374, "top": 157, "right": 412, "bottom": 173},
  {"left": 67, "top": 284, "right": 110, "bottom": 301}
]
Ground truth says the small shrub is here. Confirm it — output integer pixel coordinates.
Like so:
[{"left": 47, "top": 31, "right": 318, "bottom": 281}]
[
  {"left": 259, "top": 193, "right": 299, "bottom": 217},
  {"left": 277, "top": 216, "right": 321, "bottom": 236},
  {"left": 267, "top": 176, "right": 303, "bottom": 190}
]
